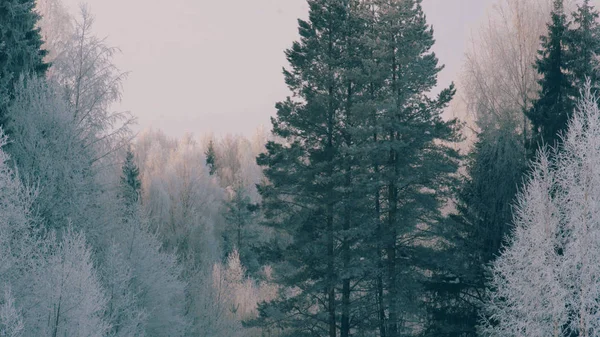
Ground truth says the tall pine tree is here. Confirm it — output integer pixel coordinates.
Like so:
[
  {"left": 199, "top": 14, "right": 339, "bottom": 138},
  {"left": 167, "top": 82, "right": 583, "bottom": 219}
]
[
  {"left": 253, "top": 1, "right": 366, "bottom": 335},
  {"left": 527, "top": 0, "right": 575, "bottom": 150},
  {"left": 0, "top": 0, "right": 49, "bottom": 129},
  {"left": 365, "top": 1, "right": 461, "bottom": 335},
  {"left": 253, "top": 0, "right": 461, "bottom": 335}
]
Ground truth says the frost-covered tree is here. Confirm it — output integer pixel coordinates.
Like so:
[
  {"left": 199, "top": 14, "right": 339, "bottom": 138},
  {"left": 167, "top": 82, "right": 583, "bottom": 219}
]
[
  {"left": 0, "top": 288, "right": 24, "bottom": 337},
  {"left": 23, "top": 228, "right": 109, "bottom": 337},
  {"left": 5, "top": 76, "right": 104, "bottom": 234},
  {"left": 482, "top": 83, "right": 600, "bottom": 337},
  {"left": 461, "top": 0, "right": 554, "bottom": 134},
  {"left": 0, "top": 0, "right": 49, "bottom": 129},
  {"left": 50, "top": 5, "right": 133, "bottom": 163}
]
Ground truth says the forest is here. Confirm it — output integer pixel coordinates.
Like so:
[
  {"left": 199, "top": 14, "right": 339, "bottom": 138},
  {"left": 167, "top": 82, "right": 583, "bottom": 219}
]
[{"left": 1, "top": 0, "right": 600, "bottom": 336}]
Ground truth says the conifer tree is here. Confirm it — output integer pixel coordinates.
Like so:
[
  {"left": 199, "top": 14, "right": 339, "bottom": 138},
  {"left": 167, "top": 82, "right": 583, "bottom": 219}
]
[
  {"left": 0, "top": 0, "right": 49, "bottom": 129},
  {"left": 567, "top": 0, "right": 600, "bottom": 91},
  {"left": 527, "top": 0, "right": 576, "bottom": 150},
  {"left": 205, "top": 140, "right": 217, "bottom": 176},
  {"left": 360, "top": 1, "right": 461, "bottom": 335},
  {"left": 254, "top": 0, "right": 460, "bottom": 335},
  {"left": 120, "top": 149, "right": 142, "bottom": 208},
  {"left": 422, "top": 122, "right": 525, "bottom": 336},
  {"left": 254, "top": 1, "right": 364, "bottom": 335},
  {"left": 222, "top": 184, "right": 259, "bottom": 272}
]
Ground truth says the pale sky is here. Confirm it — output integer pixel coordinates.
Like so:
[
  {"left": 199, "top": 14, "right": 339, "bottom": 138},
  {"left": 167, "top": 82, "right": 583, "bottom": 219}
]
[{"left": 60, "top": 0, "right": 495, "bottom": 138}]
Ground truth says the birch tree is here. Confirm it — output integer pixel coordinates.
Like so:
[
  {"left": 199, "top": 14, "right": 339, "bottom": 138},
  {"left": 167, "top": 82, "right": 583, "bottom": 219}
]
[{"left": 482, "top": 83, "right": 600, "bottom": 337}]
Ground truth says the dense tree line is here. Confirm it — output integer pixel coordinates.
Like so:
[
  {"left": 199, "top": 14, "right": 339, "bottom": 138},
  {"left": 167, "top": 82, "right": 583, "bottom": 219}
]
[{"left": 1, "top": 0, "right": 600, "bottom": 336}]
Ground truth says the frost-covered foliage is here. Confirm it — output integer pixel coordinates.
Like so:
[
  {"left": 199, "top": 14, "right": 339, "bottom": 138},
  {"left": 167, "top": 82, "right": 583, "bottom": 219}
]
[
  {"left": 462, "top": 0, "right": 555, "bottom": 130},
  {"left": 6, "top": 76, "right": 104, "bottom": 233},
  {"left": 0, "top": 288, "right": 24, "bottom": 337},
  {"left": 23, "top": 228, "right": 109, "bottom": 337},
  {"left": 482, "top": 83, "right": 600, "bottom": 336},
  {"left": 50, "top": 5, "right": 133, "bottom": 157},
  {"left": 136, "top": 130, "right": 224, "bottom": 267},
  {"left": 191, "top": 250, "right": 276, "bottom": 337}
]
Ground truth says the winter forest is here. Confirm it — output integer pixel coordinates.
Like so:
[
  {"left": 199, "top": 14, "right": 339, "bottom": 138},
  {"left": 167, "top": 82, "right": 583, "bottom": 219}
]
[{"left": 5, "top": 0, "right": 600, "bottom": 336}]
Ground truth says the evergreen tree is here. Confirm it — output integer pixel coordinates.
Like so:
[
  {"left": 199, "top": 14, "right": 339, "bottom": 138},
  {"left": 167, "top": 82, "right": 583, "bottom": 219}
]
[
  {"left": 567, "top": 0, "right": 600, "bottom": 91},
  {"left": 422, "top": 122, "right": 526, "bottom": 337},
  {"left": 120, "top": 149, "right": 142, "bottom": 208},
  {"left": 364, "top": 1, "right": 461, "bottom": 335},
  {"left": 253, "top": 1, "right": 365, "bottom": 335},
  {"left": 0, "top": 0, "right": 49, "bottom": 129},
  {"left": 222, "top": 184, "right": 260, "bottom": 273},
  {"left": 527, "top": 0, "right": 576, "bottom": 150},
  {"left": 205, "top": 140, "right": 217, "bottom": 176},
  {"left": 253, "top": 0, "right": 460, "bottom": 335}
]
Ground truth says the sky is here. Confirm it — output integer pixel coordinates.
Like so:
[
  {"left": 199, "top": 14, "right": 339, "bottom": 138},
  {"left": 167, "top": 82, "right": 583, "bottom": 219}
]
[{"left": 60, "top": 0, "right": 496, "bottom": 138}]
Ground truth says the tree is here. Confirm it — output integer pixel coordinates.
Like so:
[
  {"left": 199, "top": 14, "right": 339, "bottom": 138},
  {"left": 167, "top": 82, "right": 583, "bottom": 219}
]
[
  {"left": 461, "top": 0, "right": 554, "bottom": 144},
  {"left": 0, "top": 0, "right": 49, "bottom": 129},
  {"left": 567, "top": 0, "right": 600, "bottom": 91},
  {"left": 422, "top": 121, "right": 526, "bottom": 337},
  {"left": 5, "top": 76, "right": 104, "bottom": 235},
  {"left": 0, "top": 288, "right": 24, "bottom": 337},
  {"left": 50, "top": 5, "right": 133, "bottom": 164},
  {"left": 120, "top": 149, "right": 142, "bottom": 208},
  {"left": 482, "top": 83, "right": 600, "bottom": 337},
  {"left": 254, "top": 1, "right": 460, "bottom": 335},
  {"left": 527, "top": 0, "right": 576, "bottom": 150},
  {"left": 360, "top": 1, "right": 461, "bottom": 335},
  {"left": 23, "top": 228, "right": 109, "bottom": 337},
  {"left": 254, "top": 1, "right": 364, "bottom": 335},
  {"left": 222, "top": 184, "right": 260, "bottom": 272},
  {"left": 205, "top": 139, "right": 217, "bottom": 176}
]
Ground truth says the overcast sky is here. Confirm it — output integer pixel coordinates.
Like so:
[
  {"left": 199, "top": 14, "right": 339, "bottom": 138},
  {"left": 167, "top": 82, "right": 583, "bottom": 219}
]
[{"left": 60, "top": 0, "right": 495, "bottom": 138}]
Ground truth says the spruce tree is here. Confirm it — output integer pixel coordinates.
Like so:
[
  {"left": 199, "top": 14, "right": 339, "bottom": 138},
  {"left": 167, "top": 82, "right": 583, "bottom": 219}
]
[
  {"left": 422, "top": 122, "right": 526, "bottom": 337},
  {"left": 0, "top": 0, "right": 49, "bottom": 129},
  {"left": 567, "top": 0, "right": 600, "bottom": 91},
  {"left": 205, "top": 139, "right": 217, "bottom": 176},
  {"left": 222, "top": 184, "right": 259, "bottom": 272},
  {"left": 527, "top": 0, "right": 575, "bottom": 150},
  {"left": 120, "top": 150, "right": 141, "bottom": 209}
]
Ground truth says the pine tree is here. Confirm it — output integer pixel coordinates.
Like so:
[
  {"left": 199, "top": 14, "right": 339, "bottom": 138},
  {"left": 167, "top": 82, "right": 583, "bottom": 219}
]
[
  {"left": 527, "top": 0, "right": 576, "bottom": 150},
  {"left": 359, "top": 1, "right": 461, "bottom": 335},
  {"left": 567, "top": 0, "right": 600, "bottom": 91},
  {"left": 253, "top": 1, "right": 365, "bottom": 335},
  {"left": 205, "top": 140, "right": 217, "bottom": 176},
  {"left": 0, "top": 0, "right": 49, "bottom": 129}
]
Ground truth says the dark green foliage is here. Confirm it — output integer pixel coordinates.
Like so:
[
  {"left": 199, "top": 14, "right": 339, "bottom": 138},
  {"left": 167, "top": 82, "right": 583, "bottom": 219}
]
[
  {"left": 0, "top": 0, "right": 49, "bottom": 129},
  {"left": 527, "top": 0, "right": 576, "bottom": 150},
  {"left": 253, "top": 0, "right": 461, "bottom": 336},
  {"left": 567, "top": 0, "right": 600, "bottom": 91},
  {"left": 205, "top": 139, "right": 217, "bottom": 176},
  {"left": 422, "top": 123, "right": 526, "bottom": 337},
  {"left": 120, "top": 150, "right": 141, "bottom": 208},
  {"left": 222, "top": 184, "right": 260, "bottom": 273}
]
